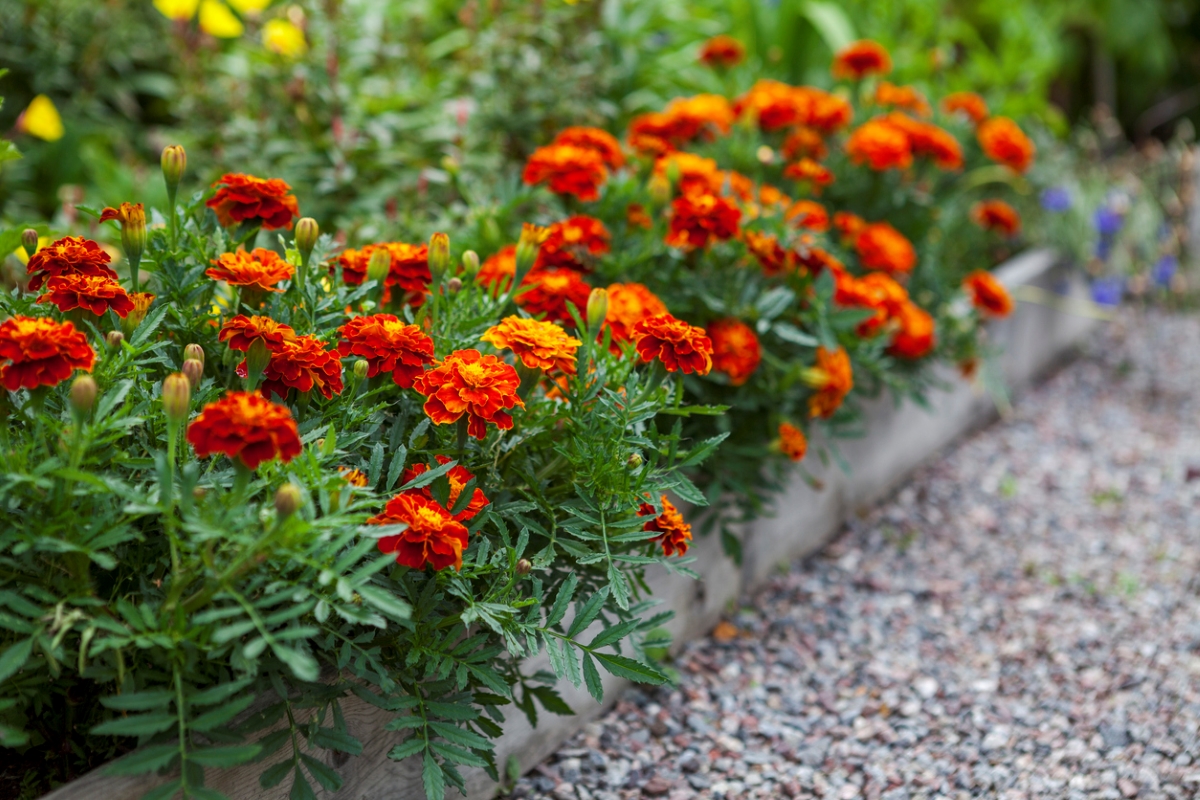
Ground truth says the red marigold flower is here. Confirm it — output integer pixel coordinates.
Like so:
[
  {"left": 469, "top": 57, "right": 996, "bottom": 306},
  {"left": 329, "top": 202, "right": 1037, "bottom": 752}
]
[
  {"left": 699, "top": 35, "right": 745, "bottom": 68},
  {"left": 888, "top": 301, "right": 936, "bottom": 359},
  {"left": 638, "top": 495, "right": 693, "bottom": 557},
  {"left": 552, "top": 126, "right": 625, "bottom": 169},
  {"left": 942, "top": 91, "right": 989, "bottom": 125},
  {"left": 835, "top": 271, "right": 910, "bottom": 337},
  {"left": 805, "top": 346, "right": 853, "bottom": 419},
  {"left": 834, "top": 211, "right": 867, "bottom": 240},
  {"left": 781, "top": 127, "right": 828, "bottom": 162},
  {"left": 186, "top": 390, "right": 303, "bottom": 469},
  {"left": 522, "top": 143, "right": 609, "bottom": 202},
  {"left": 977, "top": 117, "right": 1035, "bottom": 173},
  {"left": 803, "top": 89, "right": 855, "bottom": 134},
  {"left": 743, "top": 230, "right": 793, "bottom": 277},
  {"left": 884, "top": 113, "right": 963, "bottom": 170},
  {"left": 708, "top": 318, "right": 762, "bottom": 386},
  {"left": 626, "top": 203, "right": 653, "bottom": 229},
  {"left": 785, "top": 199, "right": 830, "bottom": 231},
  {"left": 875, "top": 82, "right": 931, "bottom": 117},
  {"left": 207, "top": 248, "right": 294, "bottom": 292},
  {"left": 412, "top": 349, "right": 524, "bottom": 439},
  {"left": 665, "top": 192, "right": 741, "bottom": 250},
  {"left": 779, "top": 422, "right": 808, "bottom": 462},
  {"left": 337, "top": 314, "right": 435, "bottom": 388},
  {"left": 604, "top": 283, "right": 669, "bottom": 344},
  {"left": 330, "top": 246, "right": 371, "bottom": 286},
  {"left": 37, "top": 274, "right": 134, "bottom": 317},
  {"left": 25, "top": 236, "right": 118, "bottom": 292},
  {"left": 477, "top": 245, "right": 517, "bottom": 291},
  {"left": 855, "top": 223, "right": 916, "bottom": 273},
  {"left": 219, "top": 314, "right": 297, "bottom": 352},
  {"left": 627, "top": 94, "right": 736, "bottom": 154},
  {"left": 653, "top": 152, "right": 725, "bottom": 197},
  {"left": 971, "top": 200, "right": 1021, "bottom": 236},
  {"left": 238, "top": 334, "right": 344, "bottom": 400},
  {"left": 633, "top": 313, "right": 713, "bottom": 375},
  {"left": 400, "top": 455, "right": 490, "bottom": 522},
  {"left": 963, "top": 270, "right": 1014, "bottom": 317},
  {"left": 206, "top": 173, "right": 300, "bottom": 230},
  {"left": 783, "top": 158, "right": 835, "bottom": 189},
  {"left": 832, "top": 40, "right": 892, "bottom": 80},
  {"left": 758, "top": 184, "right": 792, "bottom": 212},
  {"left": 735, "top": 80, "right": 811, "bottom": 131},
  {"left": 795, "top": 242, "right": 844, "bottom": 275},
  {"left": 516, "top": 267, "right": 592, "bottom": 325},
  {"left": 846, "top": 118, "right": 913, "bottom": 171},
  {"left": 368, "top": 491, "right": 470, "bottom": 571},
  {"left": 481, "top": 315, "right": 582, "bottom": 375},
  {"left": 0, "top": 316, "right": 95, "bottom": 391},
  {"left": 538, "top": 216, "right": 612, "bottom": 271}
]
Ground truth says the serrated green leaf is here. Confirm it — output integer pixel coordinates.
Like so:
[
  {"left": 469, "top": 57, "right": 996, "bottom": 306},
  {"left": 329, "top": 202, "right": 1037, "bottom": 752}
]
[
  {"left": 388, "top": 737, "right": 427, "bottom": 761},
  {"left": 567, "top": 587, "right": 610, "bottom": 639},
  {"left": 422, "top": 751, "right": 446, "bottom": 800},
  {"left": 103, "top": 744, "right": 179, "bottom": 776},
  {"left": 91, "top": 712, "right": 176, "bottom": 737},
  {"left": 582, "top": 653, "right": 604, "bottom": 703},
  {"left": 189, "top": 744, "right": 262, "bottom": 767},
  {"left": 593, "top": 653, "right": 667, "bottom": 684},
  {"left": 545, "top": 573, "right": 576, "bottom": 628}
]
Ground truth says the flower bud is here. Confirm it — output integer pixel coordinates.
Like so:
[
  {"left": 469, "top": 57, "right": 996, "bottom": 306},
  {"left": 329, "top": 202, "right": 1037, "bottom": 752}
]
[
  {"left": 428, "top": 232, "right": 450, "bottom": 283},
  {"left": 447, "top": 277, "right": 462, "bottom": 293},
  {"left": 70, "top": 375, "right": 97, "bottom": 417},
  {"left": 161, "top": 145, "right": 187, "bottom": 195},
  {"left": 295, "top": 217, "right": 319, "bottom": 260},
  {"left": 274, "top": 483, "right": 303, "bottom": 518},
  {"left": 162, "top": 373, "right": 191, "bottom": 423},
  {"left": 627, "top": 452, "right": 643, "bottom": 469},
  {"left": 21, "top": 229, "right": 39, "bottom": 256},
  {"left": 121, "top": 293, "right": 155, "bottom": 337},
  {"left": 366, "top": 248, "right": 391, "bottom": 283},
  {"left": 353, "top": 359, "right": 369, "bottom": 380},
  {"left": 461, "top": 250, "right": 480, "bottom": 277},
  {"left": 106, "top": 330, "right": 125, "bottom": 348},
  {"left": 183, "top": 343, "right": 205, "bottom": 367},
  {"left": 99, "top": 203, "right": 147, "bottom": 267},
  {"left": 515, "top": 558, "right": 532, "bottom": 576},
  {"left": 244, "top": 338, "right": 271, "bottom": 388},
  {"left": 182, "top": 358, "right": 204, "bottom": 388},
  {"left": 586, "top": 287, "right": 609, "bottom": 333},
  {"left": 514, "top": 223, "right": 550, "bottom": 286},
  {"left": 440, "top": 154, "right": 460, "bottom": 175}
]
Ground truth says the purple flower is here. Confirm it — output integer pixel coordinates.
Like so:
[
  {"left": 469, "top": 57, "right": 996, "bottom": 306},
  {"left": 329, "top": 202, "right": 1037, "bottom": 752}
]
[
  {"left": 1152, "top": 255, "right": 1178, "bottom": 287},
  {"left": 1093, "top": 207, "right": 1123, "bottom": 237},
  {"left": 1040, "top": 187, "right": 1071, "bottom": 213},
  {"left": 1091, "top": 276, "right": 1124, "bottom": 307}
]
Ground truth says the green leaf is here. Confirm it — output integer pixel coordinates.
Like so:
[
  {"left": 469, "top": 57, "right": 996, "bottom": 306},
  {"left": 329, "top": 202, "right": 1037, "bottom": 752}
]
[
  {"left": 368, "top": 442, "right": 385, "bottom": 487},
  {"left": 91, "top": 713, "right": 176, "bottom": 737},
  {"left": 529, "top": 686, "right": 574, "bottom": 716},
  {"left": 104, "top": 744, "right": 179, "bottom": 776},
  {"left": 100, "top": 689, "right": 174, "bottom": 712},
  {"left": 189, "top": 677, "right": 256, "bottom": 707},
  {"left": 588, "top": 618, "right": 641, "bottom": 651},
  {"left": 545, "top": 573, "right": 576, "bottom": 628},
  {"left": 422, "top": 751, "right": 446, "bottom": 800},
  {"left": 189, "top": 744, "right": 263, "bottom": 768},
  {"left": 141, "top": 779, "right": 183, "bottom": 800},
  {"left": 385, "top": 445, "right": 408, "bottom": 491},
  {"left": 427, "top": 721, "right": 490, "bottom": 750},
  {"left": 290, "top": 769, "right": 317, "bottom": 800},
  {"left": 0, "top": 639, "right": 33, "bottom": 684},
  {"left": 190, "top": 694, "right": 255, "bottom": 731},
  {"left": 260, "top": 759, "right": 293, "bottom": 789},
  {"left": 399, "top": 458, "right": 458, "bottom": 491},
  {"left": 582, "top": 653, "right": 604, "bottom": 703},
  {"left": 300, "top": 753, "right": 344, "bottom": 791},
  {"left": 567, "top": 587, "right": 610, "bottom": 639},
  {"left": 131, "top": 302, "right": 171, "bottom": 347},
  {"left": 388, "top": 737, "right": 426, "bottom": 761},
  {"left": 431, "top": 741, "right": 488, "bottom": 768},
  {"left": 593, "top": 653, "right": 667, "bottom": 685},
  {"left": 272, "top": 645, "right": 319, "bottom": 682},
  {"left": 310, "top": 726, "right": 363, "bottom": 755},
  {"left": 356, "top": 585, "right": 412, "bottom": 622},
  {"left": 801, "top": 0, "right": 855, "bottom": 52}
]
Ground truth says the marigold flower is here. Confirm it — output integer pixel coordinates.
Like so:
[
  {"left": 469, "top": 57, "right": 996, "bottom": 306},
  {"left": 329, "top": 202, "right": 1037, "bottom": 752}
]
[
  {"left": 846, "top": 118, "right": 913, "bottom": 171},
  {"left": 942, "top": 91, "right": 989, "bottom": 125},
  {"left": 806, "top": 346, "right": 853, "bottom": 419},
  {"left": 971, "top": 200, "right": 1021, "bottom": 236},
  {"left": 835, "top": 271, "right": 910, "bottom": 337},
  {"left": 783, "top": 158, "right": 835, "bottom": 189},
  {"left": 888, "top": 301, "right": 936, "bottom": 359},
  {"left": 379, "top": 243, "right": 431, "bottom": 293},
  {"left": 482, "top": 316, "right": 582, "bottom": 375},
  {"left": 413, "top": 349, "right": 524, "bottom": 439},
  {"left": 0, "top": 316, "right": 95, "bottom": 391},
  {"left": 604, "top": 283, "right": 669, "bottom": 344},
  {"left": 638, "top": 495, "right": 693, "bottom": 557},
  {"left": 708, "top": 318, "right": 762, "bottom": 386},
  {"left": 633, "top": 313, "right": 713, "bottom": 375},
  {"left": 884, "top": 113, "right": 962, "bottom": 170},
  {"left": 653, "top": 152, "right": 725, "bottom": 197},
  {"left": 400, "top": 455, "right": 490, "bottom": 522},
  {"left": 804, "top": 89, "right": 854, "bottom": 134},
  {"left": 337, "top": 314, "right": 435, "bottom": 388},
  {"left": 627, "top": 203, "right": 653, "bottom": 229},
  {"left": 206, "top": 173, "right": 300, "bottom": 230},
  {"left": 785, "top": 200, "right": 830, "bottom": 231},
  {"left": 834, "top": 211, "right": 867, "bottom": 240},
  {"left": 369, "top": 491, "right": 470, "bottom": 571},
  {"left": 552, "top": 126, "right": 625, "bottom": 169},
  {"left": 758, "top": 184, "right": 792, "bottom": 212},
  {"left": 743, "top": 230, "right": 793, "bottom": 277},
  {"left": 123, "top": 292, "right": 156, "bottom": 333},
  {"left": 832, "top": 40, "right": 892, "bottom": 80},
  {"left": 538, "top": 216, "right": 612, "bottom": 271},
  {"left": 663, "top": 94, "right": 737, "bottom": 138},
  {"left": 779, "top": 422, "right": 808, "bottom": 462},
  {"left": 219, "top": 314, "right": 297, "bottom": 352},
  {"left": 963, "top": 270, "right": 1014, "bottom": 317},
  {"left": 207, "top": 248, "right": 294, "bottom": 292},
  {"left": 735, "top": 80, "right": 811, "bottom": 131},
  {"left": 98, "top": 202, "right": 147, "bottom": 265},
  {"left": 477, "top": 245, "right": 518, "bottom": 291},
  {"left": 699, "top": 34, "right": 745, "bottom": 68},
  {"left": 523, "top": 143, "right": 609, "bottom": 202},
  {"left": 239, "top": 335, "right": 344, "bottom": 400},
  {"left": 38, "top": 274, "right": 135, "bottom": 317},
  {"left": 516, "top": 268, "right": 592, "bottom": 325},
  {"left": 875, "top": 82, "right": 931, "bottom": 117},
  {"left": 781, "top": 127, "right": 828, "bottom": 162},
  {"left": 25, "top": 236, "right": 118, "bottom": 292},
  {"left": 340, "top": 467, "right": 369, "bottom": 487},
  {"left": 665, "top": 192, "right": 741, "bottom": 250},
  {"left": 977, "top": 117, "right": 1035, "bottom": 173},
  {"left": 186, "top": 391, "right": 303, "bottom": 469},
  {"left": 855, "top": 223, "right": 916, "bottom": 273},
  {"left": 795, "top": 243, "right": 844, "bottom": 275}
]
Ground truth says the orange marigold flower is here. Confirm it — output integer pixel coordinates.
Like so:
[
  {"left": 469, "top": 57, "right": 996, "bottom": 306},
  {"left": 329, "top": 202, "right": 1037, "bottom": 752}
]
[
  {"left": 207, "top": 248, "right": 294, "bottom": 292},
  {"left": 783, "top": 158, "right": 835, "bottom": 189},
  {"left": 744, "top": 230, "right": 793, "bottom": 277},
  {"left": 942, "top": 91, "right": 989, "bottom": 125},
  {"left": 725, "top": 170, "right": 756, "bottom": 204},
  {"left": 638, "top": 495, "right": 693, "bottom": 557},
  {"left": 331, "top": 242, "right": 431, "bottom": 293},
  {"left": 517, "top": 267, "right": 592, "bottom": 324},
  {"left": 412, "top": 349, "right": 524, "bottom": 439},
  {"left": 330, "top": 246, "right": 372, "bottom": 286},
  {"left": 758, "top": 184, "right": 792, "bottom": 211},
  {"left": 888, "top": 301, "right": 936, "bottom": 359},
  {"left": 337, "top": 314, "right": 435, "bottom": 388},
  {"left": 219, "top": 314, "right": 297, "bottom": 352},
  {"left": 340, "top": 467, "right": 369, "bottom": 487},
  {"left": 977, "top": 117, "right": 1035, "bottom": 173},
  {"left": 522, "top": 143, "right": 609, "bottom": 202},
  {"left": 552, "top": 126, "right": 625, "bottom": 169},
  {"left": 796, "top": 242, "right": 844, "bottom": 275},
  {"left": 708, "top": 318, "right": 762, "bottom": 386},
  {"left": 206, "top": 173, "right": 300, "bottom": 230},
  {"left": 779, "top": 422, "right": 808, "bottom": 462},
  {"left": 653, "top": 152, "right": 724, "bottom": 197},
  {"left": 785, "top": 199, "right": 830, "bottom": 231},
  {"left": 781, "top": 127, "right": 828, "bottom": 162},
  {"left": 186, "top": 390, "right": 303, "bottom": 469},
  {"left": 963, "top": 270, "right": 1014, "bottom": 317},
  {"left": 699, "top": 34, "right": 745, "bottom": 68},
  {"left": 37, "top": 274, "right": 134, "bottom": 317},
  {"left": 855, "top": 222, "right": 916, "bottom": 273},
  {"left": 804, "top": 89, "right": 855, "bottom": 134},
  {"left": 400, "top": 455, "right": 490, "bottom": 522},
  {"left": 735, "top": 80, "right": 810, "bottom": 131},
  {"left": 482, "top": 315, "right": 582, "bottom": 375},
  {"left": 875, "top": 82, "right": 931, "bottom": 117},
  {"left": 604, "top": 282, "right": 669, "bottom": 344},
  {"left": 25, "top": 236, "right": 118, "bottom": 291},
  {"left": 538, "top": 216, "right": 612, "bottom": 271},
  {"left": 478, "top": 245, "right": 517, "bottom": 291},
  {"left": 663, "top": 94, "right": 737, "bottom": 137},
  {"left": 806, "top": 346, "right": 853, "bottom": 419},
  {"left": 834, "top": 211, "right": 867, "bottom": 240},
  {"left": 369, "top": 491, "right": 470, "bottom": 571},
  {"left": 971, "top": 199, "right": 1021, "bottom": 236},
  {"left": 0, "top": 316, "right": 94, "bottom": 391},
  {"left": 884, "top": 113, "right": 962, "bottom": 170},
  {"left": 240, "top": 334, "right": 344, "bottom": 400},
  {"left": 633, "top": 313, "right": 713, "bottom": 375},
  {"left": 665, "top": 192, "right": 741, "bottom": 250},
  {"left": 626, "top": 203, "right": 653, "bottom": 229},
  {"left": 126, "top": 292, "right": 155, "bottom": 329},
  {"left": 846, "top": 118, "right": 912, "bottom": 171},
  {"left": 836, "top": 271, "right": 910, "bottom": 337},
  {"left": 832, "top": 40, "right": 892, "bottom": 80}
]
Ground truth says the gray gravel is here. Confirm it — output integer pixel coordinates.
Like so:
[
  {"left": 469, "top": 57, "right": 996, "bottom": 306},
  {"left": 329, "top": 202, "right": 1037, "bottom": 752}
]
[{"left": 503, "top": 308, "right": 1200, "bottom": 800}]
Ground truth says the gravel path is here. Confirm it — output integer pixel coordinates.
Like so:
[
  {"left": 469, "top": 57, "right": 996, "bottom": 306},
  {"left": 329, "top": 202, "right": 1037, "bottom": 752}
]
[{"left": 504, "top": 309, "right": 1200, "bottom": 800}]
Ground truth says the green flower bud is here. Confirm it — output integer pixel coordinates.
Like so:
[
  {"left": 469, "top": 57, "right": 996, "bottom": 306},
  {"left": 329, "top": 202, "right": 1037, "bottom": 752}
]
[
  {"left": 161, "top": 145, "right": 187, "bottom": 195},
  {"left": 515, "top": 558, "right": 532, "bottom": 576},
  {"left": 70, "top": 375, "right": 97, "bottom": 418},
  {"left": 21, "top": 229, "right": 38, "bottom": 256},
  {"left": 447, "top": 277, "right": 462, "bottom": 293},
  {"left": 461, "top": 250, "right": 480, "bottom": 277},
  {"left": 274, "top": 483, "right": 303, "bottom": 519},
  {"left": 182, "top": 358, "right": 204, "bottom": 388},
  {"left": 428, "top": 232, "right": 450, "bottom": 283},
  {"left": 183, "top": 343, "right": 205, "bottom": 367},
  {"left": 295, "top": 217, "right": 319, "bottom": 260},
  {"left": 106, "top": 330, "right": 125, "bottom": 349},
  {"left": 366, "top": 248, "right": 391, "bottom": 283},
  {"left": 353, "top": 359, "right": 369, "bottom": 380},
  {"left": 100, "top": 203, "right": 147, "bottom": 267},
  {"left": 586, "top": 287, "right": 609, "bottom": 333},
  {"left": 244, "top": 338, "right": 271, "bottom": 389},
  {"left": 162, "top": 373, "right": 191, "bottom": 423}
]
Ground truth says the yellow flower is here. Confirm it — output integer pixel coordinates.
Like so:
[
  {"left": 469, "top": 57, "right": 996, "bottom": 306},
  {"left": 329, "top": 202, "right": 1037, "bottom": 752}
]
[
  {"left": 227, "top": 0, "right": 271, "bottom": 12},
  {"left": 153, "top": 0, "right": 199, "bottom": 20},
  {"left": 262, "top": 19, "right": 306, "bottom": 57},
  {"left": 199, "top": 0, "right": 244, "bottom": 37},
  {"left": 17, "top": 96, "right": 64, "bottom": 142}
]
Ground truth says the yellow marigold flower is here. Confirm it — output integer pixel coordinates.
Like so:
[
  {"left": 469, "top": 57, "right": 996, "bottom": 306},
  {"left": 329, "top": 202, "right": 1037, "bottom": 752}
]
[
  {"left": 481, "top": 316, "right": 582, "bottom": 375},
  {"left": 263, "top": 19, "right": 306, "bottom": 57},
  {"left": 17, "top": 95, "right": 64, "bottom": 142},
  {"left": 199, "top": 0, "right": 244, "bottom": 37},
  {"left": 154, "top": 0, "right": 199, "bottom": 20}
]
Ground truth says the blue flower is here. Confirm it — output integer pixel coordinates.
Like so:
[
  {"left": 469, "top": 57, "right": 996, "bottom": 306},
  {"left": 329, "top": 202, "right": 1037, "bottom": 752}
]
[
  {"left": 1040, "top": 187, "right": 1071, "bottom": 213},
  {"left": 1152, "top": 255, "right": 1178, "bottom": 287},
  {"left": 1090, "top": 276, "right": 1124, "bottom": 307},
  {"left": 1093, "top": 206, "right": 1123, "bottom": 236}
]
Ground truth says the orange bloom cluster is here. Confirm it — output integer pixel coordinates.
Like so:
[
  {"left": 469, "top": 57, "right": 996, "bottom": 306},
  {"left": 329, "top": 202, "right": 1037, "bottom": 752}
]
[
  {"left": 38, "top": 274, "right": 134, "bottom": 317},
  {"left": 807, "top": 346, "right": 854, "bottom": 419},
  {"left": 832, "top": 40, "right": 892, "bottom": 80},
  {"left": 652, "top": 151, "right": 724, "bottom": 197},
  {"left": 25, "top": 236, "right": 118, "bottom": 292},
  {"left": 638, "top": 495, "right": 693, "bottom": 557},
  {"left": 369, "top": 491, "right": 470, "bottom": 571},
  {"left": 834, "top": 270, "right": 910, "bottom": 337},
  {"left": 665, "top": 192, "right": 741, "bottom": 250},
  {"left": 875, "top": 82, "right": 931, "bottom": 117},
  {"left": 855, "top": 223, "right": 916, "bottom": 274},
  {"left": 482, "top": 316, "right": 582, "bottom": 375},
  {"left": 337, "top": 314, "right": 435, "bottom": 388},
  {"left": 0, "top": 316, "right": 94, "bottom": 391},
  {"left": 781, "top": 127, "right": 828, "bottom": 162},
  {"left": 241, "top": 334, "right": 344, "bottom": 401},
  {"left": 834, "top": 211, "right": 867, "bottom": 240},
  {"left": 735, "top": 81, "right": 852, "bottom": 134},
  {"left": 633, "top": 313, "right": 713, "bottom": 375},
  {"left": 971, "top": 200, "right": 1021, "bottom": 236},
  {"left": 779, "top": 422, "right": 808, "bottom": 462},
  {"left": 783, "top": 158, "right": 834, "bottom": 190},
  {"left": 604, "top": 283, "right": 669, "bottom": 344},
  {"left": 707, "top": 318, "right": 761, "bottom": 386},
  {"left": 551, "top": 126, "right": 625, "bottom": 169},
  {"left": 401, "top": 455, "right": 490, "bottom": 522},
  {"left": 795, "top": 242, "right": 844, "bottom": 276},
  {"left": 219, "top": 315, "right": 297, "bottom": 352},
  {"left": 517, "top": 267, "right": 592, "bottom": 324},
  {"left": 477, "top": 245, "right": 518, "bottom": 291},
  {"left": 744, "top": 230, "right": 795, "bottom": 277},
  {"left": 206, "top": 173, "right": 299, "bottom": 230},
  {"left": 186, "top": 391, "right": 303, "bottom": 469},
  {"left": 786, "top": 200, "right": 830, "bottom": 231},
  {"left": 942, "top": 92, "right": 989, "bottom": 125},
  {"left": 628, "top": 94, "right": 735, "bottom": 154},
  {"left": 884, "top": 113, "right": 963, "bottom": 170},
  {"left": 207, "top": 248, "right": 294, "bottom": 292},
  {"left": 977, "top": 117, "right": 1035, "bottom": 173},
  {"left": 538, "top": 215, "right": 611, "bottom": 271},
  {"left": 888, "top": 301, "right": 936, "bottom": 359},
  {"left": 699, "top": 35, "right": 745, "bottom": 68},
  {"left": 523, "top": 143, "right": 609, "bottom": 202},
  {"left": 963, "top": 270, "right": 1014, "bottom": 317},
  {"left": 846, "top": 118, "right": 912, "bottom": 171},
  {"left": 412, "top": 349, "right": 524, "bottom": 439}
]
